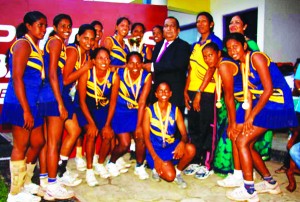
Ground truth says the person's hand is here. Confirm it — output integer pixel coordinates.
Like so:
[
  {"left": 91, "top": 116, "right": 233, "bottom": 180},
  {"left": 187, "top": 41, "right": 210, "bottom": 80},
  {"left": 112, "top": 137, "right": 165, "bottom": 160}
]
[
  {"left": 23, "top": 111, "right": 34, "bottom": 131},
  {"left": 153, "top": 157, "right": 164, "bottom": 175},
  {"left": 184, "top": 90, "right": 191, "bottom": 110},
  {"left": 193, "top": 92, "right": 201, "bottom": 112},
  {"left": 134, "top": 126, "right": 143, "bottom": 140},
  {"left": 227, "top": 122, "right": 240, "bottom": 141},
  {"left": 58, "top": 104, "right": 68, "bottom": 121},
  {"left": 101, "top": 125, "right": 114, "bottom": 140},
  {"left": 82, "top": 56, "right": 93, "bottom": 70},
  {"left": 86, "top": 123, "right": 98, "bottom": 138},
  {"left": 172, "top": 141, "right": 185, "bottom": 159},
  {"left": 242, "top": 115, "right": 254, "bottom": 137}
]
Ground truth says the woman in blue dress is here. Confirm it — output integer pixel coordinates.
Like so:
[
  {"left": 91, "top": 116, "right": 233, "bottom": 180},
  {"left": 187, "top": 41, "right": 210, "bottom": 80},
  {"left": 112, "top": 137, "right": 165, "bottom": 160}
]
[
  {"left": 104, "top": 17, "right": 130, "bottom": 71},
  {"left": 107, "top": 52, "right": 151, "bottom": 179},
  {"left": 57, "top": 24, "right": 95, "bottom": 176},
  {"left": 37, "top": 14, "right": 78, "bottom": 200},
  {"left": 77, "top": 47, "right": 119, "bottom": 186},
  {"left": 202, "top": 33, "right": 298, "bottom": 201},
  {"left": 1, "top": 11, "right": 47, "bottom": 202},
  {"left": 143, "top": 81, "right": 196, "bottom": 188}
]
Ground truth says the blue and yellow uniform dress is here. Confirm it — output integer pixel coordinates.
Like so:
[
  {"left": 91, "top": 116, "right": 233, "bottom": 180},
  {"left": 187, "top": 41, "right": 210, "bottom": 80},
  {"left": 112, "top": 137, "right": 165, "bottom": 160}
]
[
  {"left": 38, "top": 35, "right": 66, "bottom": 117},
  {"left": 76, "top": 68, "right": 116, "bottom": 129},
  {"left": 106, "top": 36, "right": 130, "bottom": 66},
  {"left": 1, "top": 35, "right": 44, "bottom": 128},
  {"left": 145, "top": 102, "right": 181, "bottom": 169},
  {"left": 213, "top": 57, "right": 241, "bottom": 175},
  {"left": 235, "top": 51, "right": 298, "bottom": 129},
  {"left": 62, "top": 43, "right": 88, "bottom": 120},
  {"left": 111, "top": 68, "right": 150, "bottom": 134}
]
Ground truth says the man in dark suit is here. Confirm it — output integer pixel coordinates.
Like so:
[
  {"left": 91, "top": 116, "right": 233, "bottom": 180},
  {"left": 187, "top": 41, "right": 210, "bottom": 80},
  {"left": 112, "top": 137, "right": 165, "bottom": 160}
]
[{"left": 147, "top": 16, "right": 191, "bottom": 114}]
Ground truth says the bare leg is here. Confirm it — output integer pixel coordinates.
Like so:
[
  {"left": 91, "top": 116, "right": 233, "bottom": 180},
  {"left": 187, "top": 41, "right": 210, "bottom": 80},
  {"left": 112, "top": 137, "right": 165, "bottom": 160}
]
[
  {"left": 236, "top": 126, "right": 267, "bottom": 181},
  {"left": 46, "top": 116, "right": 64, "bottom": 179},
  {"left": 286, "top": 159, "right": 297, "bottom": 192},
  {"left": 110, "top": 133, "right": 131, "bottom": 163},
  {"left": 61, "top": 114, "right": 81, "bottom": 157},
  {"left": 177, "top": 143, "right": 196, "bottom": 171}
]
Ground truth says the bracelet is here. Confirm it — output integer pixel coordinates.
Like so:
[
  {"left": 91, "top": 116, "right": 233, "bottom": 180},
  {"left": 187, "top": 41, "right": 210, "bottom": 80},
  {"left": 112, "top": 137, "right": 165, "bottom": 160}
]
[{"left": 197, "top": 89, "right": 202, "bottom": 93}]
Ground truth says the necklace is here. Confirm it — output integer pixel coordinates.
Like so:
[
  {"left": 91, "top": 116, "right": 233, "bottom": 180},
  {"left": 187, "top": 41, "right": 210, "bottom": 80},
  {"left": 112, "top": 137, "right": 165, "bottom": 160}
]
[
  {"left": 241, "top": 52, "right": 250, "bottom": 110},
  {"left": 25, "top": 34, "right": 45, "bottom": 79},
  {"left": 215, "top": 69, "right": 222, "bottom": 108},
  {"left": 156, "top": 102, "right": 171, "bottom": 148},
  {"left": 93, "top": 67, "right": 109, "bottom": 108},
  {"left": 126, "top": 68, "right": 142, "bottom": 102}
]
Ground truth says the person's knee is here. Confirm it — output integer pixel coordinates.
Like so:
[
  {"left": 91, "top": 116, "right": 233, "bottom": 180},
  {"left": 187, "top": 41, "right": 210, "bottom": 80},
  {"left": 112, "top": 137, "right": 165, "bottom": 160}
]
[
  {"left": 185, "top": 143, "right": 196, "bottom": 157},
  {"left": 135, "top": 136, "right": 145, "bottom": 146}
]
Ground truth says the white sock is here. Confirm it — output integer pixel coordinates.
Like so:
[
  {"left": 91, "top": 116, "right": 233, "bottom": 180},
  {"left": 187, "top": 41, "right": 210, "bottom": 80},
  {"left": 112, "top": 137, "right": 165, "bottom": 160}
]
[
  {"left": 233, "top": 169, "right": 243, "bottom": 179},
  {"left": 175, "top": 166, "right": 181, "bottom": 176},
  {"left": 60, "top": 155, "right": 69, "bottom": 161}
]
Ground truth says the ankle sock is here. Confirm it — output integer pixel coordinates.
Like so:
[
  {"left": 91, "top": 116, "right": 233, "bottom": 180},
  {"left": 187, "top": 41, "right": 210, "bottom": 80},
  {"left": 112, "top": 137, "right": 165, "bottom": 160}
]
[
  {"left": 264, "top": 176, "right": 276, "bottom": 185},
  {"left": 48, "top": 177, "right": 57, "bottom": 184},
  {"left": 76, "top": 147, "right": 83, "bottom": 158},
  {"left": 233, "top": 169, "right": 243, "bottom": 179},
  {"left": 175, "top": 166, "right": 181, "bottom": 176},
  {"left": 244, "top": 180, "right": 255, "bottom": 194},
  {"left": 40, "top": 173, "right": 48, "bottom": 187}
]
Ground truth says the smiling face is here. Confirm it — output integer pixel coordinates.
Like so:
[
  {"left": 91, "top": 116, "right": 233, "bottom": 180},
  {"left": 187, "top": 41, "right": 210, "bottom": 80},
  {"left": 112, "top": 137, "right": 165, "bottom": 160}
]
[
  {"left": 94, "top": 49, "right": 110, "bottom": 71},
  {"left": 116, "top": 19, "right": 130, "bottom": 37},
  {"left": 77, "top": 29, "right": 95, "bottom": 52},
  {"left": 26, "top": 17, "right": 47, "bottom": 40},
  {"left": 155, "top": 82, "right": 172, "bottom": 102},
  {"left": 152, "top": 27, "right": 163, "bottom": 43},
  {"left": 54, "top": 18, "right": 72, "bottom": 40},
  {"left": 94, "top": 24, "right": 103, "bottom": 43},
  {"left": 226, "top": 38, "right": 247, "bottom": 61},
  {"left": 131, "top": 25, "right": 144, "bottom": 38},
  {"left": 229, "top": 15, "right": 247, "bottom": 34},
  {"left": 127, "top": 54, "right": 143, "bottom": 76},
  {"left": 203, "top": 47, "right": 221, "bottom": 68}
]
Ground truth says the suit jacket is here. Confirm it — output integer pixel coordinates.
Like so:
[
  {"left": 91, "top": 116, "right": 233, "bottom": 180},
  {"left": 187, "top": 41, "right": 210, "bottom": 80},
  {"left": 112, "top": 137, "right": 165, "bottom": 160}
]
[{"left": 151, "top": 37, "right": 191, "bottom": 109}]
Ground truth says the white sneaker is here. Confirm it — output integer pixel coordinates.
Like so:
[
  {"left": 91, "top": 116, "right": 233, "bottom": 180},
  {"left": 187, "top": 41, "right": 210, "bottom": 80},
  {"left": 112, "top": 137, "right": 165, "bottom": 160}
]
[
  {"left": 116, "top": 157, "right": 131, "bottom": 168},
  {"left": 183, "top": 164, "right": 201, "bottom": 175},
  {"left": 93, "top": 154, "right": 99, "bottom": 166},
  {"left": 44, "top": 182, "right": 74, "bottom": 201},
  {"left": 217, "top": 173, "right": 243, "bottom": 187},
  {"left": 94, "top": 163, "right": 110, "bottom": 178},
  {"left": 134, "top": 165, "right": 149, "bottom": 180},
  {"left": 7, "top": 191, "right": 41, "bottom": 202},
  {"left": 23, "top": 182, "right": 39, "bottom": 195},
  {"left": 194, "top": 166, "right": 214, "bottom": 179},
  {"left": 86, "top": 170, "right": 99, "bottom": 187},
  {"left": 106, "top": 162, "right": 120, "bottom": 177},
  {"left": 254, "top": 181, "right": 281, "bottom": 194},
  {"left": 226, "top": 186, "right": 259, "bottom": 202},
  {"left": 151, "top": 169, "right": 161, "bottom": 182},
  {"left": 75, "top": 157, "right": 87, "bottom": 171},
  {"left": 115, "top": 158, "right": 129, "bottom": 173},
  {"left": 58, "top": 170, "right": 82, "bottom": 187}
]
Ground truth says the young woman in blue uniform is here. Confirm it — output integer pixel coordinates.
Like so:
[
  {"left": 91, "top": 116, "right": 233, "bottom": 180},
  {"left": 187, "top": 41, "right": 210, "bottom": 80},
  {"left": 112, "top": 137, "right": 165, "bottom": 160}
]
[
  {"left": 202, "top": 35, "right": 297, "bottom": 201},
  {"left": 1, "top": 11, "right": 47, "bottom": 202},
  {"left": 57, "top": 24, "right": 95, "bottom": 176},
  {"left": 106, "top": 52, "right": 151, "bottom": 179},
  {"left": 143, "top": 81, "right": 196, "bottom": 188},
  {"left": 104, "top": 17, "right": 130, "bottom": 71},
  {"left": 37, "top": 14, "right": 78, "bottom": 200},
  {"left": 77, "top": 47, "right": 120, "bottom": 186}
]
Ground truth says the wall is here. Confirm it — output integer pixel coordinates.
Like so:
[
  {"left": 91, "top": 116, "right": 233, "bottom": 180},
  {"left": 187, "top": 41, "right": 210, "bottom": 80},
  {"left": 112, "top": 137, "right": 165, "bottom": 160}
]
[
  {"left": 210, "top": 0, "right": 265, "bottom": 51},
  {"left": 264, "top": 0, "right": 300, "bottom": 63}
]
